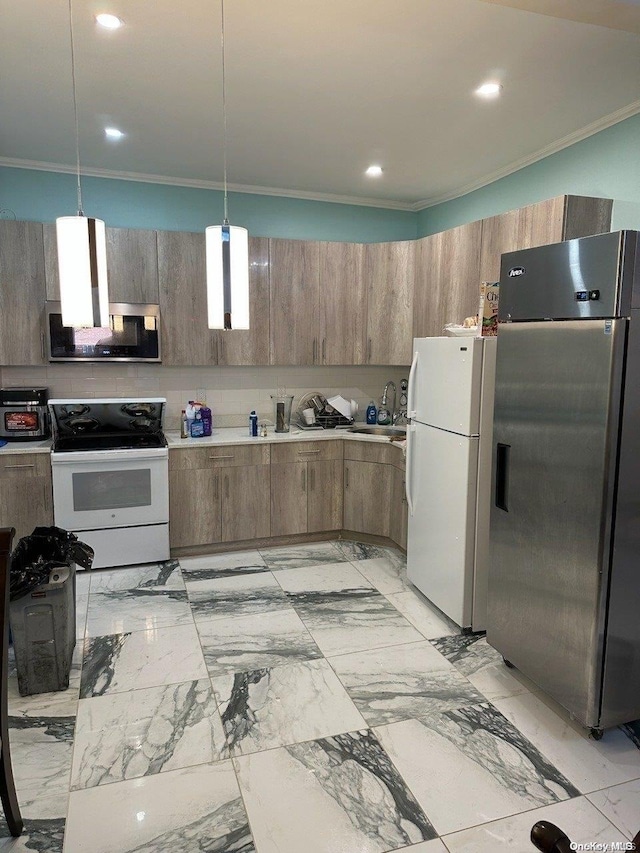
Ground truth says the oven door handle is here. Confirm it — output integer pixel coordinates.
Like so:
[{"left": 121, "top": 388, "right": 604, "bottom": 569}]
[{"left": 51, "top": 448, "right": 168, "bottom": 465}]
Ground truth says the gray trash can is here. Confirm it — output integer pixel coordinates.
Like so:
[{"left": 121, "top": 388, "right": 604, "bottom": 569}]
[{"left": 9, "top": 563, "right": 76, "bottom": 696}]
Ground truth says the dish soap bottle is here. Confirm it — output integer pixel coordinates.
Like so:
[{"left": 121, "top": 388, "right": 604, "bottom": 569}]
[{"left": 366, "top": 401, "right": 377, "bottom": 425}]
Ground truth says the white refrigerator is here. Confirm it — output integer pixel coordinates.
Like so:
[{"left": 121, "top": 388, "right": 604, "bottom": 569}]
[{"left": 405, "top": 336, "right": 496, "bottom": 631}]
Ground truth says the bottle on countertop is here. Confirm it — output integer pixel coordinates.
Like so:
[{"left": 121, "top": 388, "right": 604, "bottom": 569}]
[
  {"left": 249, "top": 410, "right": 258, "bottom": 437},
  {"left": 199, "top": 404, "right": 212, "bottom": 436},
  {"left": 180, "top": 410, "right": 188, "bottom": 439},
  {"left": 366, "top": 401, "right": 377, "bottom": 425},
  {"left": 377, "top": 406, "right": 391, "bottom": 426},
  {"left": 190, "top": 409, "right": 205, "bottom": 438}
]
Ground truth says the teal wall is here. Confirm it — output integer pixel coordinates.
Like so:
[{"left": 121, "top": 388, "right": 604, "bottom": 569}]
[
  {"left": 3, "top": 112, "right": 639, "bottom": 242},
  {"left": 0, "top": 166, "right": 417, "bottom": 242},
  {"left": 418, "top": 113, "right": 640, "bottom": 236}
]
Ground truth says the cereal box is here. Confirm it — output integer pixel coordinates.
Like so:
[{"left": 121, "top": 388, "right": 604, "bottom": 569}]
[{"left": 478, "top": 281, "right": 499, "bottom": 337}]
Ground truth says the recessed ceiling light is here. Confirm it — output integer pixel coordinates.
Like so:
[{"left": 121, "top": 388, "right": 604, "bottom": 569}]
[
  {"left": 95, "top": 13, "right": 124, "bottom": 29},
  {"left": 366, "top": 165, "right": 383, "bottom": 177},
  {"left": 475, "top": 82, "right": 502, "bottom": 98},
  {"left": 105, "top": 127, "right": 125, "bottom": 140}
]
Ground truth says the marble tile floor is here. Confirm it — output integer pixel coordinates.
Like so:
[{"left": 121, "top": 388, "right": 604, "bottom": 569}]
[{"left": 2, "top": 541, "right": 639, "bottom": 853}]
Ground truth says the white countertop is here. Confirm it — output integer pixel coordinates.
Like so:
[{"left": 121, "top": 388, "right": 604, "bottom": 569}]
[
  {"left": 0, "top": 439, "right": 52, "bottom": 455},
  {"left": 0, "top": 429, "right": 406, "bottom": 456},
  {"left": 165, "top": 426, "right": 406, "bottom": 453}
]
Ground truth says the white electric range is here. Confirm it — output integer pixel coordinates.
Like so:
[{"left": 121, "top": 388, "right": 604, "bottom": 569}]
[{"left": 49, "top": 398, "right": 170, "bottom": 569}]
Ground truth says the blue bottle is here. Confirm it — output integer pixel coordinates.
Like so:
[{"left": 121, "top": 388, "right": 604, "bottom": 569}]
[
  {"left": 249, "top": 410, "right": 258, "bottom": 437},
  {"left": 366, "top": 401, "right": 377, "bottom": 425}
]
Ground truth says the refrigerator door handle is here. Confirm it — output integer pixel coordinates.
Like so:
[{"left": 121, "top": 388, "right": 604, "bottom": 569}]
[
  {"left": 495, "top": 443, "right": 510, "bottom": 511},
  {"left": 405, "top": 422, "right": 415, "bottom": 516},
  {"left": 407, "top": 350, "right": 419, "bottom": 420}
]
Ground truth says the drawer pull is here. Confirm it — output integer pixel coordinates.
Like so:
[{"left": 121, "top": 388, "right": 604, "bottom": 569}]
[
  {"left": 208, "top": 455, "right": 235, "bottom": 460},
  {"left": 3, "top": 464, "right": 36, "bottom": 469},
  {"left": 298, "top": 450, "right": 321, "bottom": 455}
]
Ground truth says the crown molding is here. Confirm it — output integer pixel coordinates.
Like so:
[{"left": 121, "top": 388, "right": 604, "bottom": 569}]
[
  {"left": 412, "top": 99, "right": 640, "bottom": 211},
  {"left": 0, "top": 158, "right": 415, "bottom": 212}
]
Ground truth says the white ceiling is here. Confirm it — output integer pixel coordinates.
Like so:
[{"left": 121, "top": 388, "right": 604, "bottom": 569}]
[{"left": 1, "top": 0, "right": 639, "bottom": 210}]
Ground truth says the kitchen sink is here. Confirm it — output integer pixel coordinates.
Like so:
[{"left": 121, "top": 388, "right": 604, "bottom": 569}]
[{"left": 349, "top": 425, "right": 406, "bottom": 437}]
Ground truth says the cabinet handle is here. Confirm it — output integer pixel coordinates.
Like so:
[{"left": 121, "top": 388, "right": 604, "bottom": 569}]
[
  {"left": 367, "top": 338, "right": 372, "bottom": 362},
  {"left": 41, "top": 332, "right": 46, "bottom": 361},
  {"left": 298, "top": 449, "right": 321, "bottom": 455},
  {"left": 3, "top": 464, "right": 35, "bottom": 470},
  {"left": 310, "top": 467, "right": 315, "bottom": 491},
  {"left": 214, "top": 475, "right": 219, "bottom": 501},
  {"left": 302, "top": 467, "right": 306, "bottom": 492},
  {"left": 220, "top": 337, "right": 225, "bottom": 362},
  {"left": 312, "top": 338, "right": 317, "bottom": 363},
  {"left": 209, "top": 455, "right": 234, "bottom": 460},
  {"left": 322, "top": 337, "right": 326, "bottom": 363},
  {"left": 345, "top": 466, "right": 349, "bottom": 488},
  {"left": 225, "top": 475, "right": 229, "bottom": 499}
]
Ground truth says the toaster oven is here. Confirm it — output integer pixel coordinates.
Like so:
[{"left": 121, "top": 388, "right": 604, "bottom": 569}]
[{"left": 0, "top": 388, "right": 50, "bottom": 441}]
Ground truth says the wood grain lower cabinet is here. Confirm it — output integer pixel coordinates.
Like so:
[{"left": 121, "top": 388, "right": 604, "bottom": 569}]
[
  {"left": 0, "top": 220, "right": 46, "bottom": 365},
  {"left": 270, "top": 442, "right": 343, "bottom": 536},
  {"left": 0, "top": 455, "right": 53, "bottom": 542},
  {"left": 389, "top": 466, "right": 408, "bottom": 550},
  {"left": 169, "top": 445, "right": 270, "bottom": 548},
  {"left": 343, "top": 459, "right": 391, "bottom": 538}
]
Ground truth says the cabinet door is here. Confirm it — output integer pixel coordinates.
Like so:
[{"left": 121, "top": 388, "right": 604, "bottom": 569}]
[
  {"left": 270, "top": 462, "right": 307, "bottom": 536},
  {"left": 158, "top": 230, "right": 217, "bottom": 365},
  {"left": 169, "top": 468, "right": 222, "bottom": 547},
  {"left": 44, "top": 225, "right": 159, "bottom": 304},
  {"left": 389, "top": 466, "right": 408, "bottom": 550},
  {"left": 479, "top": 208, "right": 520, "bottom": 283},
  {"left": 364, "top": 241, "right": 414, "bottom": 365},
  {"left": 308, "top": 459, "right": 343, "bottom": 533},
  {"left": 269, "top": 239, "right": 320, "bottom": 365},
  {"left": 413, "top": 233, "right": 442, "bottom": 338},
  {"left": 221, "top": 464, "right": 271, "bottom": 542},
  {"left": 215, "top": 237, "right": 270, "bottom": 366},
  {"left": 343, "top": 460, "right": 391, "bottom": 537},
  {"left": 0, "top": 220, "right": 46, "bottom": 365},
  {"left": 0, "top": 458, "right": 52, "bottom": 542},
  {"left": 441, "top": 221, "right": 483, "bottom": 328},
  {"left": 106, "top": 228, "right": 159, "bottom": 303},
  {"left": 319, "top": 242, "right": 366, "bottom": 364}
]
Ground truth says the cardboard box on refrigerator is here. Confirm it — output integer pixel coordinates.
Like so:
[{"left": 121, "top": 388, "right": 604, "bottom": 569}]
[{"left": 478, "top": 281, "right": 499, "bottom": 336}]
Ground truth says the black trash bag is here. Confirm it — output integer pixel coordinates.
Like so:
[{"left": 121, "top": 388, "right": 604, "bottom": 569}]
[{"left": 9, "top": 526, "right": 94, "bottom": 601}]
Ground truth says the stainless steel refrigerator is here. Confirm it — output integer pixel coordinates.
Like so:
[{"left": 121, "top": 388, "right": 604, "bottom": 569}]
[
  {"left": 406, "top": 336, "right": 496, "bottom": 631},
  {"left": 487, "top": 230, "right": 640, "bottom": 735}
]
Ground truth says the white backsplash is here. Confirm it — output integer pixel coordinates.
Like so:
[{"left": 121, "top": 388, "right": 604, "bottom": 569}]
[{"left": 0, "top": 364, "right": 408, "bottom": 431}]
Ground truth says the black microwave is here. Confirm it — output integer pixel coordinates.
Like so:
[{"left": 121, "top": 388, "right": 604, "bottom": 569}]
[{"left": 45, "top": 302, "right": 161, "bottom": 362}]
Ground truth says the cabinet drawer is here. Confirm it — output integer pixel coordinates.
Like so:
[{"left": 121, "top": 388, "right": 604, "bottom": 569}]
[
  {"left": 169, "top": 444, "right": 270, "bottom": 471},
  {"left": 270, "top": 440, "right": 343, "bottom": 464},
  {"left": 0, "top": 453, "right": 50, "bottom": 478},
  {"left": 343, "top": 441, "right": 402, "bottom": 468}
]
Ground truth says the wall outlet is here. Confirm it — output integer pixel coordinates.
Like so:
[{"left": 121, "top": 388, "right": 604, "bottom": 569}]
[{"left": 196, "top": 388, "right": 207, "bottom": 403}]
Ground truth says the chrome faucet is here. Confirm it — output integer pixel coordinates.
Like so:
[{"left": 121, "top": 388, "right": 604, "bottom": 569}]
[{"left": 379, "top": 381, "right": 397, "bottom": 425}]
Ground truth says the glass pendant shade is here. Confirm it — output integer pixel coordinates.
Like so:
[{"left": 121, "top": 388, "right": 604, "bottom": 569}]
[
  {"left": 56, "top": 215, "right": 109, "bottom": 328},
  {"left": 206, "top": 224, "right": 250, "bottom": 330}
]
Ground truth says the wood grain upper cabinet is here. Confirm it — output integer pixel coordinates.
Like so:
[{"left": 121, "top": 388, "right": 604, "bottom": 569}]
[
  {"left": 479, "top": 195, "right": 613, "bottom": 282},
  {"left": 0, "top": 220, "right": 46, "bottom": 365},
  {"left": 44, "top": 225, "right": 159, "bottom": 303},
  {"left": 413, "top": 222, "right": 482, "bottom": 338},
  {"left": 269, "top": 239, "right": 320, "bottom": 365},
  {"left": 157, "top": 230, "right": 217, "bottom": 365},
  {"left": 364, "top": 240, "right": 414, "bottom": 365},
  {"left": 215, "top": 237, "right": 270, "bottom": 366},
  {"left": 318, "top": 242, "right": 366, "bottom": 364}
]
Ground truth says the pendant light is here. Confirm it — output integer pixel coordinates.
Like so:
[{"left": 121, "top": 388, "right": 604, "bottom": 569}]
[
  {"left": 56, "top": 0, "right": 109, "bottom": 329},
  {"left": 206, "top": 0, "right": 250, "bottom": 330}
]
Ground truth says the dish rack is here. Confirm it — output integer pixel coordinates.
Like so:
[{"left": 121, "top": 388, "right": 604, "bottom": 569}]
[{"left": 295, "top": 392, "right": 354, "bottom": 430}]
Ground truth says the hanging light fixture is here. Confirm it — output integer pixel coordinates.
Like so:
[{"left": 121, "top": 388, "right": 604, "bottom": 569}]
[
  {"left": 56, "top": 0, "right": 109, "bottom": 329},
  {"left": 206, "top": 0, "right": 250, "bottom": 330}
]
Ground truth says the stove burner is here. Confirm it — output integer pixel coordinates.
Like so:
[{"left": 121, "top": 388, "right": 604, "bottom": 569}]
[
  {"left": 121, "top": 402, "right": 157, "bottom": 417},
  {"left": 60, "top": 405, "right": 90, "bottom": 419},
  {"left": 128, "top": 418, "right": 154, "bottom": 431},
  {"left": 68, "top": 416, "right": 100, "bottom": 433}
]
